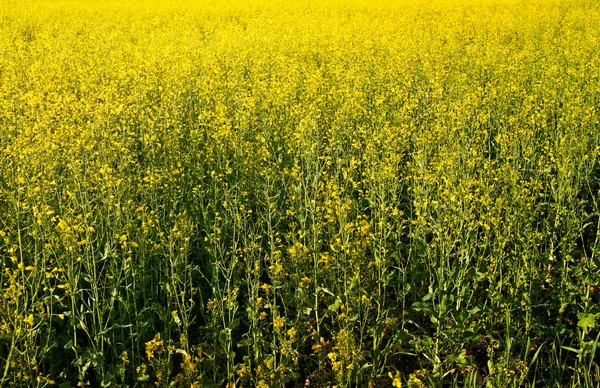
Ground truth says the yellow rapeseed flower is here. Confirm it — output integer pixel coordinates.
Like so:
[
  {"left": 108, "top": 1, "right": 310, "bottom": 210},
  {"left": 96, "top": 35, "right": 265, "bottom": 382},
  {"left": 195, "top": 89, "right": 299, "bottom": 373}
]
[{"left": 24, "top": 314, "right": 35, "bottom": 326}]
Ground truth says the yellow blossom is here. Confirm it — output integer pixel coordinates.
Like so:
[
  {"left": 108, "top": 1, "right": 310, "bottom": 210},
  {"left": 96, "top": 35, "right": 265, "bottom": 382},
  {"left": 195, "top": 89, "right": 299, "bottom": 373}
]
[{"left": 24, "top": 314, "right": 35, "bottom": 326}]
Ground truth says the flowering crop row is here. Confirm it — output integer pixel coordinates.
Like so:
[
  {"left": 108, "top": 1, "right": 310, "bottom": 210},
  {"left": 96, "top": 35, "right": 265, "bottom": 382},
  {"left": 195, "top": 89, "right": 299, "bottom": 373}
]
[{"left": 1, "top": 0, "right": 599, "bottom": 386}]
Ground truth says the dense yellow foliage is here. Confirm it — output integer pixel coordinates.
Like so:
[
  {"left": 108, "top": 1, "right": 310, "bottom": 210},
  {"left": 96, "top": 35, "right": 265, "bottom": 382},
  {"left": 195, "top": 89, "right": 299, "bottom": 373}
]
[{"left": 1, "top": 0, "right": 599, "bottom": 386}]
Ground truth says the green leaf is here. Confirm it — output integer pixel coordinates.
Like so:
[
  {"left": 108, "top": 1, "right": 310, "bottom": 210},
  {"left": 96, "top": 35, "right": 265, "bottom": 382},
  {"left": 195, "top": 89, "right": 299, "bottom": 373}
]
[
  {"left": 395, "top": 328, "right": 410, "bottom": 342},
  {"left": 422, "top": 292, "right": 434, "bottom": 302},
  {"left": 230, "top": 318, "right": 240, "bottom": 330},
  {"left": 467, "top": 307, "right": 481, "bottom": 315},
  {"left": 577, "top": 313, "right": 596, "bottom": 332},
  {"left": 237, "top": 338, "right": 253, "bottom": 347},
  {"left": 205, "top": 262, "right": 215, "bottom": 277},
  {"left": 328, "top": 299, "right": 341, "bottom": 312},
  {"left": 559, "top": 302, "right": 569, "bottom": 314},
  {"left": 456, "top": 349, "right": 469, "bottom": 366},
  {"left": 219, "top": 330, "right": 227, "bottom": 347}
]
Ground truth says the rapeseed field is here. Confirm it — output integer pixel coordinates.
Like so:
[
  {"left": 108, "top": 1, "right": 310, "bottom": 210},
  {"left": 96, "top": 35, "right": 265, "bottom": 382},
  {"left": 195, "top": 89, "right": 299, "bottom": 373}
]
[{"left": 1, "top": 0, "right": 599, "bottom": 386}]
